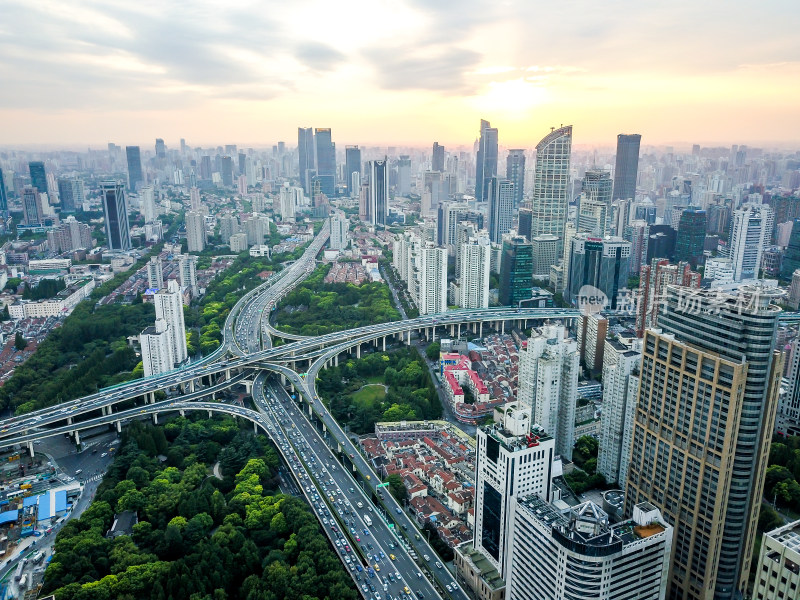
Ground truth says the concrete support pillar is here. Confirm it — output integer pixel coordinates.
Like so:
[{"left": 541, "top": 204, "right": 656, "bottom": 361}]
[
  {"left": 308, "top": 403, "right": 313, "bottom": 418},
  {"left": 67, "top": 417, "right": 73, "bottom": 426},
  {"left": 281, "top": 373, "right": 287, "bottom": 385},
  {"left": 149, "top": 392, "right": 156, "bottom": 404},
  {"left": 211, "top": 392, "right": 216, "bottom": 401},
  {"left": 152, "top": 413, "right": 158, "bottom": 424},
  {"left": 450, "top": 324, "right": 454, "bottom": 336},
  {"left": 406, "top": 330, "right": 411, "bottom": 345},
  {"left": 207, "top": 410, "right": 212, "bottom": 419},
  {"left": 180, "top": 410, "right": 185, "bottom": 417},
  {"left": 356, "top": 345, "right": 361, "bottom": 359},
  {"left": 73, "top": 430, "right": 80, "bottom": 446},
  {"left": 334, "top": 354, "right": 339, "bottom": 367},
  {"left": 116, "top": 421, "right": 122, "bottom": 433},
  {"left": 322, "top": 422, "right": 327, "bottom": 434},
  {"left": 501, "top": 320, "right": 505, "bottom": 335},
  {"left": 479, "top": 322, "right": 483, "bottom": 338},
  {"left": 432, "top": 327, "right": 436, "bottom": 342},
  {"left": 382, "top": 337, "right": 386, "bottom": 352},
  {"left": 457, "top": 324, "right": 461, "bottom": 339},
  {"left": 254, "top": 421, "right": 258, "bottom": 433},
  {"left": 27, "top": 441, "right": 34, "bottom": 457},
  {"left": 225, "top": 368, "right": 231, "bottom": 380}
]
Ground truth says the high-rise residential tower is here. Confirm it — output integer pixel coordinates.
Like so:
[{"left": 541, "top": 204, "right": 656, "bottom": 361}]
[
  {"left": 487, "top": 177, "right": 514, "bottom": 243},
  {"left": 458, "top": 235, "right": 491, "bottom": 309},
  {"left": 178, "top": 254, "right": 198, "bottom": 297},
  {"left": 728, "top": 203, "right": 773, "bottom": 281},
  {"left": 21, "top": 187, "right": 44, "bottom": 225},
  {"left": 506, "top": 150, "right": 526, "bottom": 209},
  {"left": 140, "top": 319, "right": 175, "bottom": 378},
  {"left": 185, "top": 211, "right": 206, "bottom": 252},
  {"left": 625, "top": 285, "right": 784, "bottom": 600},
  {"left": 674, "top": 206, "right": 707, "bottom": 267},
  {"left": 153, "top": 280, "right": 188, "bottom": 366},
  {"left": 530, "top": 126, "right": 572, "bottom": 260},
  {"left": 146, "top": 257, "right": 164, "bottom": 290},
  {"left": 101, "top": 181, "right": 131, "bottom": 251},
  {"left": 780, "top": 219, "right": 800, "bottom": 279},
  {"left": 612, "top": 133, "right": 641, "bottom": 201},
  {"left": 314, "top": 128, "right": 336, "bottom": 196},
  {"left": 125, "top": 146, "right": 144, "bottom": 191},
  {"left": 475, "top": 119, "right": 498, "bottom": 202},
  {"left": 330, "top": 214, "right": 349, "bottom": 251}
]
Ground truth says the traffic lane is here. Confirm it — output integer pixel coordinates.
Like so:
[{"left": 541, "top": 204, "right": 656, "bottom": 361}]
[
  {"left": 296, "top": 371, "right": 462, "bottom": 598},
  {"left": 264, "top": 383, "right": 437, "bottom": 600}
]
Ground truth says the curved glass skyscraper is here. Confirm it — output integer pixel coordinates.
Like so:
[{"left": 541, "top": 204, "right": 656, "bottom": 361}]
[{"left": 530, "top": 125, "right": 572, "bottom": 261}]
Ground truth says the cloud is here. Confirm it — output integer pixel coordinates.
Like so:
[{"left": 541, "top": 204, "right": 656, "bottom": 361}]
[
  {"left": 295, "top": 42, "right": 346, "bottom": 71},
  {"left": 364, "top": 45, "right": 482, "bottom": 93}
]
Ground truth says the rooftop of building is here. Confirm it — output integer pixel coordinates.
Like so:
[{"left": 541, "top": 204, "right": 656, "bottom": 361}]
[
  {"left": 766, "top": 520, "right": 800, "bottom": 553},
  {"left": 456, "top": 544, "right": 505, "bottom": 591},
  {"left": 481, "top": 422, "right": 552, "bottom": 451}
]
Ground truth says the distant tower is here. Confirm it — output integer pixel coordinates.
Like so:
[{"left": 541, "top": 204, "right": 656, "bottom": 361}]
[
  {"left": 0, "top": 166, "right": 7, "bottom": 218},
  {"left": 458, "top": 235, "right": 491, "bottom": 309},
  {"left": 487, "top": 177, "right": 514, "bottom": 243},
  {"left": 28, "top": 162, "right": 48, "bottom": 197},
  {"left": 314, "top": 128, "right": 336, "bottom": 196},
  {"left": 475, "top": 120, "right": 498, "bottom": 202},
  {"left": 506, "top": 149, "right": 526, "bottom": 209},
  {"left": 530, "top": 126, "right": 572, "bottom": 260},
  {"left": 22, "top": 187, "right": 44, "bottom": 225},
  {"left": 729, "top": 203, "right": 772, "bottom": 281},
  {"left": 612, "top": 134, "right": 641, "bottom": 201},
  {"left": 155, "top": 138, "right": 166, "bottom": 158},
  {"left": 345, "top": 146, "right": 362, "bottom": 197},
  {"left": 220, "top": 156, "right": 234, "bottom": 187},
  {"left": 100, "top": 181, "right": 131, "bottom": 251},
  {"left": 367, "top": 159, "right": 389, "bottom": 227},
  {"left": 125, "top": 146, "right": 144, "bottom": 191},
  {"left": 178, "top": 254, "right": 198, "bottom": 297},
  {"left": 297, "top": 127, "right": 315, "bottom": 194},
  {"left": 432, "top": 142, "right": 445, "bottom": 173},
  {"left": 674, "top": 206, "right": 707, "bottom": 267},
  {"left": 57, "top": 178, "right": 84, "bottom": 214}
]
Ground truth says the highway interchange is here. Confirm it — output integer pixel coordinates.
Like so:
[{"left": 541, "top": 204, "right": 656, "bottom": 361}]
[{"left": 2, "top": 217, "right": 798, "bottom": 599}]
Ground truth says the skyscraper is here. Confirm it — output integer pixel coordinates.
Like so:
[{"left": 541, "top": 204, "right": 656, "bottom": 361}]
[
  {"left": 185, "top": 211, "right": 206, "bottom": 252},
  {"left": 530, "top": 126, "right": 572, "bottom": 260},
  {"left": 344, "top": 145, "right": 361, "bottom": 196},
  {"left": 21, "top": 187, "right": 44, "bottom": 225},
  {"left": 506, "top": 150, "right": 526, "bottom": 209},
  {"left": 125, "top": 146, "right": 144, "bottom": 191},
  {"left": 101, "top": 181, "right": 131, "bottom": 251},
  {"left": 487, "top": 177, "right": 514, "bottom": 243},
  {"left": 397, "top": 155, "right": 412, "bottom": 197},
  {"left": 416, "top": 244, "right": 447, "bottom": 315},
  {"left": 314, "top": 128, "right": 336, "bottom": 196},
  {"left": 674, "top": 206, "right": 706, "bottom": 267},
  {"left": 458, "top": 236, "right": 491, "bottom": 309},
  {"left": 220, "top": 156, "right": 234, "bottom": 187},
  {"left": 0, "top": 166, "right": 7, "bottom": 218},
  {"left": 153, "top": 280, "right": 188, "bottom": 365},
  {"left": 57, "top": 177, "right": 84, "bottom": 213},
  {"left": 432, "top": 142, "right": 445, "bottom": 173},
  {"left": 517, "top": 207, "right": 532, "bottom": 241},
  {"left": 297, "top": 127, "right": 314, "bottom": 193},
  {"left": 507, "top": 498, "right": 672, "bottom": 600},
  {"left": 566, "top": 234, "right": 631, "bottom": 309},
  {"left": 625, "top": 285, "right": 784, "bottom": 600},
  {"left": 582, "top": 168, "right": 612, "bottom": 205},
  {"left": 475, "top": 119, "right": 498, "bottom": 202},
  {"left": 330, "top": 214, "right": 349, "bottom": 251},
  {"left": 367, "top": 158, "right": 388, "bottom": 227},
  {"left": 499, "top": 235, "right": 533, "bottom": 306},
  {"left": 729, "top": 203, "right": 773, "bottom": 281},
  {"left": 155, "top": 138, "right": 166, "bottom": 158},
  {"left": 29, "top": 161, "right": 48, "bottom": 197},
  {"left": 612, "top": 133, "right": 641, "bottom": 201},
  {"left": 780, "top": 219, "right": 800, "bottom": 280}
]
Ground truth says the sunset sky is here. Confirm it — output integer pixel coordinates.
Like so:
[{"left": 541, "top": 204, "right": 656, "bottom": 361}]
[{"left": 2, "top": 0, "right": 799, "bottom": 149}]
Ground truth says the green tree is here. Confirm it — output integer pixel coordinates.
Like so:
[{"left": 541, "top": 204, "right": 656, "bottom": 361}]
[
  {"left": 386, "top": 474, "right": 408, "bottom": 503},
  {"left": 425, "top": 342, "right": 441, "bottom": 361},
  {"left": 14, "top": 332, "right": 26, "bottom": 351}
]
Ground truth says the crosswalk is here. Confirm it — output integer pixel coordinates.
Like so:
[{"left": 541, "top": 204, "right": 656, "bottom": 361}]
[{"left": 80, "top": 473, "right": 104, "bottom": 484}]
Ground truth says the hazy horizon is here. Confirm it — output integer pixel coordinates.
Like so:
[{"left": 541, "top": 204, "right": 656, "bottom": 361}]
[{"left": 2, "top": 1, "right": 799, "bottom": 148}]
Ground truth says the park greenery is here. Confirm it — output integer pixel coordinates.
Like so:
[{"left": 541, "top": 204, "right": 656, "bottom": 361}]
[
  {"left": 42, "top": 416, "right": 356, "bottom": 600},
  {"left": 183, "top": 239, "right": 309, "bottom": 356},
  {"left": 564, "top": 435, "right": 607, "bottom": 494},
  {"left": 22, "top": 278, "right": 66, "bottom": 300},
  {"left": 316, "top": 348, "right": 441, "bottom": 434},
  {"left": 763, "top": 434, "right": 800, "bottom": 512},
  {"left": 273, "top": 264, "right": 400, "bottom": 337}
]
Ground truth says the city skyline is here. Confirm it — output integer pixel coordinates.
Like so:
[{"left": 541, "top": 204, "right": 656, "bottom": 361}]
[{"left": 2, "top": 1, "right": 799, "bottom": 147}]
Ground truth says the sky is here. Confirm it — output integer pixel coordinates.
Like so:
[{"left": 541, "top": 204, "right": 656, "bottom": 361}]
[{"left": 2, "top": 0, "right": 799, "bottom": 149}]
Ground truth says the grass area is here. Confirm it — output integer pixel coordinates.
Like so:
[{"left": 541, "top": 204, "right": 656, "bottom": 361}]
[
  {"left": 351, "top": 384, "right": 386, "bottom": 405},
  {"left": 365, "top": 375, "right": 385, "bottom": 384}
]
